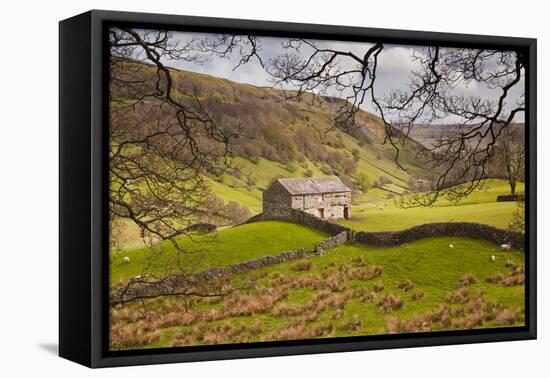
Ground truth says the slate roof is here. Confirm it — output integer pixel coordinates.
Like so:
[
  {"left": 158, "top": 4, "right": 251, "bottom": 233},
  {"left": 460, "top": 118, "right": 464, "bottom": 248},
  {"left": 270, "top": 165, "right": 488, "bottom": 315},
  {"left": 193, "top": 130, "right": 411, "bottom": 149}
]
[{"left": 276, "top": 177, "right": 351, "bottom": 195}]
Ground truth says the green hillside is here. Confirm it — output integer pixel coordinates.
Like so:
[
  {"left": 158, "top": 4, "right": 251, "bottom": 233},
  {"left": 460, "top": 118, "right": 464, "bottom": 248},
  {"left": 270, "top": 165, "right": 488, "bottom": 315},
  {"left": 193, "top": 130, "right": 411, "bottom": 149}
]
[
  {"left": 110, "top": 220, "right": 328, "bottom": 285},
  {"left": 111, "top": 60, "right": 428, "bottom": 217},
  {"left": 111, "top": 233, "right": 525, "bottom": 350},
  {"left": 339, "top": 179, "right": 524, "bottom": 231}
]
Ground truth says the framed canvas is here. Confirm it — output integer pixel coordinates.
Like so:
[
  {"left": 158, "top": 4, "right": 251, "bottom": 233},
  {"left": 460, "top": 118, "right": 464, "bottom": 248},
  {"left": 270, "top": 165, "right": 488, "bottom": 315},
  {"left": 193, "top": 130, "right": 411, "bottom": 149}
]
[{"left": 59, "top": 10, "right": 537, "bottom": 368}]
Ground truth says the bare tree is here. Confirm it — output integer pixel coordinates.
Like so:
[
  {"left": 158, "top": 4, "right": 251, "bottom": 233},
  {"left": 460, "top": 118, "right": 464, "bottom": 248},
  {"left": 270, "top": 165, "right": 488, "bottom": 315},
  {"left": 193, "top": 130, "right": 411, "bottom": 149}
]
[
  {"left": 262, "top": 40, "right": 525, "bottom": 206},
  {"left": 108, "top": 28, "right": 247, "bottom": 304},
  {"left": 491, "top": 125, "right": 525, "bottom": 194}
]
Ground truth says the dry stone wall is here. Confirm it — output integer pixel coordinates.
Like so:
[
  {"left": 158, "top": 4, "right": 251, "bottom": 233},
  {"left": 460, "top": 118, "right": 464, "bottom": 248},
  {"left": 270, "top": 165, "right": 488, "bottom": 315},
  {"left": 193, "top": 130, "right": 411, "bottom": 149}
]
[
  {"left": 111, "top": 230, "right": 350, "bottom": 305},
  {"left": 247, "top": 208, "right": 524, "bottom": 251},
  {"left": 112, "top": 209, "right": 524, "bottom": 305}
]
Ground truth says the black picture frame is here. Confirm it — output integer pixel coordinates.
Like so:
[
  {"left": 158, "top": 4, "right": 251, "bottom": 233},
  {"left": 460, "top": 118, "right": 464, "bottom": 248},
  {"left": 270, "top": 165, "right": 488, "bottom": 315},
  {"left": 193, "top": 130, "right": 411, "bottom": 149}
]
[{"left": 59, "top": 9, "right": 537, "bottom": 368}]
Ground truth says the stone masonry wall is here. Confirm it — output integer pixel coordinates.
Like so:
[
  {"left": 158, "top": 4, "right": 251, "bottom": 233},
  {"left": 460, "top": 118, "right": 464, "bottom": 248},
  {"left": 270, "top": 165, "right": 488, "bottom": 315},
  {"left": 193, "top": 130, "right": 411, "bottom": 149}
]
[
  {"left": 112, "top": 209, "right": 524, "bottom": 305},
  {"left": 247, "top": 208, "right": 525, "bottom": 251},
  {"left": 111, "top": 230, "right": 350, "bottom": 305}
]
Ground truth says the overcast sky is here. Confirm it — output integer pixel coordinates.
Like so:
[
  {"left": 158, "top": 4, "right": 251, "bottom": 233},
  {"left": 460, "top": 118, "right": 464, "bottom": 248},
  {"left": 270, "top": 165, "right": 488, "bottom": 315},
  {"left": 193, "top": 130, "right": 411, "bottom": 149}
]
[{"left": 145, "top": 30, "right": 525, "bottom": 124}]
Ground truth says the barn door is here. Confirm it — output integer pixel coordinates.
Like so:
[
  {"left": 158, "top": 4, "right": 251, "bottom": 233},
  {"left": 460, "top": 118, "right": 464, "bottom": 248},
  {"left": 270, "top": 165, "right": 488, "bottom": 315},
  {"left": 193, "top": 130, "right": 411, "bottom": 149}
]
[
  {"left": 318, "top": 208, "right": 324, "bottom": 219},
  {"left": 344, "top": 206, "right": 349, "bottom": 219}
]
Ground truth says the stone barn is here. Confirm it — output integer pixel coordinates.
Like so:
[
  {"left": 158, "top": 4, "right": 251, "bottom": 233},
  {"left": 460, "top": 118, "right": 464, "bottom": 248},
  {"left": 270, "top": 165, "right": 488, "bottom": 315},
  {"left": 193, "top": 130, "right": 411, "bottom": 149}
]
[{"left": 263, "top": 177, "right": 352, "bottom": 220}]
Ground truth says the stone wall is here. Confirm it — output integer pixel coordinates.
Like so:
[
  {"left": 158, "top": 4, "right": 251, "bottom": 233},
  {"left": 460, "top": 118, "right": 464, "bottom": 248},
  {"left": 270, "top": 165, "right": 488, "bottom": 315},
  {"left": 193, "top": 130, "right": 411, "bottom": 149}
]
[
  {"left": 496, "top": 194, "right": 525, "bottom": 202},
  {"left": 353, "top": 222, "right": 524, "bottom": 250},
  {"left": 111, "top": 230, "right": 350, "bottom": 305},
  {"left": 247, "top": 208, "right": 524, "bottom": 251},
  {"left": 262, "top": 180, "right": 292, "bottom": 214},
  {"left": 247, "top": 208, "right": 349, "bottom": 235},
  {"left": 313, "top": 231, "right": 349, "bottom": 254}
]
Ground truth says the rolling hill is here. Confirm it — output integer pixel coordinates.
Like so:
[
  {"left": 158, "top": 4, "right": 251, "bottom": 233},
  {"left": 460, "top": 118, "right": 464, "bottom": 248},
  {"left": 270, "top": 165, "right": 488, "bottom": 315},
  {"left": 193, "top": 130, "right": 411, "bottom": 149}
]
[{"left": 111, "top": 59, "right": 430, "bottom": 218}]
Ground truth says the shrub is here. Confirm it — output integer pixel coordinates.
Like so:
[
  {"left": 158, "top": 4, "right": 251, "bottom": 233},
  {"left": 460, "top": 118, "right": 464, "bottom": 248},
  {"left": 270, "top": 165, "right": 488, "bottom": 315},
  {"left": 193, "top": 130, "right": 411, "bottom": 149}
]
[
  {"left": 272, "top": 303, "right": 304, "bottom": 317},
  {"left": 396, "top": 279, "right": 415, "bottom": 292},
  {"left": 458, "top": 273, "right": 477, "bottom": 288},
  {"left": 291, "top": 260, "right": 313, "bottom": 272},
  {"left": 170, "top": 332, "right": 195, "bottom": 347},
  {"left": 360, "top": 291, "right": 377, "bottom": 303},
  {"left": 352, "top": 287, "right": 369, "bottom": 298},
  {"left": 513, "top": 264, "right": 525, "bottom": 275},
  {"left": 223, "top": 201, "right": 251, "bottom": 225},
  {"left": 267, "top": 322, "right": 310, "bottom": 341},
  {"left": 350, "top": 265, "right": 383, "bottom": 281},
  {"left": 328, "top": 292, "right": 352, "bottom": 309},
  {"left": 351, "top": 255, "right": 366, "bottom": 266},
  {"left": 202, "top": 323, "right": 244, "bottom": 345},
  {"left": 286, "top": 163, "right": 298, "bottom": 173},
  {"left": 412, "top": 291, "right": 425, "bottom": 301},
  {"left": 387, "top": 315, "right": 431, "bottom": 334},
  {"left": 341, "top": 315, "right": 363, "bottom": 332},
  {"left": 354, "top": 173, "right": 370, "bottom": 193},
  {"left": 110, "top": 323, "right": 161, "bottom": 349},
  {"left": 223, "top": 287, "right": 288, "bottom": 317},
  {"left": 438, "top": 306, "right": 453, "bottom": 328},
  {"left": 486, "top": 272, "right": 504, "bottom": 284},
  {"left": 332, "top": 308, "right": 344, "bottom": 320},
  {"left": 312, "top": 323, "right": 334, "bottom": 337},
  {"left": 464, "top": 312, "right": 485, "bottom": 328},
  {"left": 378, "top": 294, "right": 404, "bottom": 313},
  {"left": 449, "top": 305, "right": 465, "bottom": 318},
  {"left": 495, "top": 308, "right": 518, "bottom": 325},
  {"left": 373, "top": 281, "right": 385, "bottom": 292},
  {"left": 446, "top": 287, "right": 469, "bottom": 303},
  {"left": 503, "top": 273, "right": 525, "bottom": 286},
  {"left": 505, "top": 259, "right": 518, "bottom": 268},
  {"left": 508, "top": 200, "right": 525, "bottom": 234},
  {"left": 320, "top": 164, "right": 333, "bottom": 175}
]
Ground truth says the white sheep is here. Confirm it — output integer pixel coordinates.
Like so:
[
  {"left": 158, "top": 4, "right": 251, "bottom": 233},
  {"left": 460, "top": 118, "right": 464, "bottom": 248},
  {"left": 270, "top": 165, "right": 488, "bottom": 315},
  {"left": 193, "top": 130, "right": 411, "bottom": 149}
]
[
  {"left": 122, "top": 256, "right": 130, "bottom": 264},
  {"left": 491, "top": 255, "right": 496, "bottom": 262},
  {"left": 500, "top": 243, "right": 512, "bottom": 250},
  {"left": 448, "top": 244, "right": 454, "bottom": 249}
]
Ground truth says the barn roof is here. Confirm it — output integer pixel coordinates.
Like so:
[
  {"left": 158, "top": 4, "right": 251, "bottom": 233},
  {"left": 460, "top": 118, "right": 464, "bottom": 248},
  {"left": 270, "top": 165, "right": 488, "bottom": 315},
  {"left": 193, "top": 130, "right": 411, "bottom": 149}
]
[{"left": 275, "top": 176, "right": 351, "bottom": 195}]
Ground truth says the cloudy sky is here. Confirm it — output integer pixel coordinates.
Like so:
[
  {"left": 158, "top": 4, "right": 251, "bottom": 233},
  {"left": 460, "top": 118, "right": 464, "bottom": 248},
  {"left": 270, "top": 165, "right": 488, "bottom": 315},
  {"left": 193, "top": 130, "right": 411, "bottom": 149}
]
[{"left": 145, "top": 30, "right": 525, "bottom": 123}]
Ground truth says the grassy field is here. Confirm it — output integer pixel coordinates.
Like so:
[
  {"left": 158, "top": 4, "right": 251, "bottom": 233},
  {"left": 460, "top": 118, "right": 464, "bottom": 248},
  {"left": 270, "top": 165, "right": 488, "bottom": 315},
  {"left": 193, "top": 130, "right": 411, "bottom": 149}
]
[
  {"left": 108, "top": 62, "right": 526, "bottom": 351},
  {"left": 109, "top": 179, "right": 525, "bottom": 349},
  {"left": 110, "top": 235, "right": 525, "bottom": 350},
  {"left": 110, "top": 220, "right": 328, "bottom": 286},
  {"left": 339, "top": 179, "right": 524, "bottom": 231}
]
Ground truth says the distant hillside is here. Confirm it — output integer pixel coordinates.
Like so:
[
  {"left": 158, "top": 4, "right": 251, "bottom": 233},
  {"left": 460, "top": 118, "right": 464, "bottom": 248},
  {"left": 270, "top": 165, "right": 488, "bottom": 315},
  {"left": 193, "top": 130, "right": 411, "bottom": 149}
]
[
  {"left": 111, "top": 60, "right": 431, "bottom": 214},
  {"left": 407, "top": 123, "right": 525, "bottom": 149}
]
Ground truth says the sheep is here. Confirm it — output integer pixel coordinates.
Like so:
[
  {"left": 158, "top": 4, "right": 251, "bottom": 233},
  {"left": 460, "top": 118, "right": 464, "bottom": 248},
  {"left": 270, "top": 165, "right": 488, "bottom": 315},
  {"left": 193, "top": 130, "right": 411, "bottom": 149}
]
[
  {"left": 448, "top": 244, "right": 454, "bottom": 249},
  {"left": 122, "top": 256, "right": 130, "bottom": 264},
  {"left": 490, "top": 255, "right": 496, "bottom": 262},
  {"left": 359, "top": 208, "right": 366, "bottom": 213},
  {"left": 379, "top": 206, "right": 384, "bottom": 211},
  {"left": 500, "top": 243, "right": 512, "bottom": 250}
]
